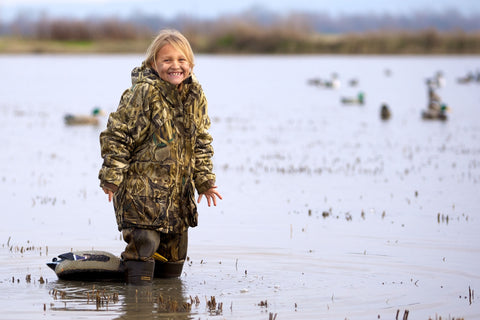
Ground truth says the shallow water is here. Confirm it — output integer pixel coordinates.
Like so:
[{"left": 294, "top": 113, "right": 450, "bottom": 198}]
[{"left": 0, "top": 54, "right": 479, "bottom": 319}]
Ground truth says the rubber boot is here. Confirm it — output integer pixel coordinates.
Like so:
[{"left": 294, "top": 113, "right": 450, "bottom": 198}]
[
  {"left": 154, "top": 260, "right": 185, "bottom": 278},
  {"left": 124, "top": 260, "right": 155, "bottom": 285}
]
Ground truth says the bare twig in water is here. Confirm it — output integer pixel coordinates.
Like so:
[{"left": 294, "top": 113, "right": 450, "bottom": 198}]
[
  {"left": 205, "top": 295, "right": 222, "bottom": 315},
  {"left": 469, "top": 286, "right": 475, "bottom": 305},
  {"left": 258, "top": 300, "right": 268, "bottom": 307}
]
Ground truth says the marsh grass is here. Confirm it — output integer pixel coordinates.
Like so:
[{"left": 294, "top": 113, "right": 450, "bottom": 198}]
[
  {"left": 0, "top": 37, "right": 151, "bottom": 54},
  {"left": 1, "top": 26, "right": 480, "bottom": 54}
]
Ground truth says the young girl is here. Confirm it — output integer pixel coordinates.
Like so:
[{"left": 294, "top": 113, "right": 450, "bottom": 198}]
[{"left": 99, "top": 29, "right": 221, "bottom": 285}]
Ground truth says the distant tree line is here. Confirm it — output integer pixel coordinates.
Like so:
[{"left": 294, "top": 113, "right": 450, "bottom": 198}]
[{"left": 1, "top": 8, "right": 479, "bottom": 54}]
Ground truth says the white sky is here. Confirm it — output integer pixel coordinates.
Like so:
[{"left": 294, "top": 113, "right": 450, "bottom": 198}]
[{"left": 1, "top": 0, "right": 480, "bottom": 21}]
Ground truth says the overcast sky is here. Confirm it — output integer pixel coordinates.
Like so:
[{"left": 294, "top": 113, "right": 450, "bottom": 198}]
[{"left": 2, "top": 0, "right": 480, "bottom": 21}]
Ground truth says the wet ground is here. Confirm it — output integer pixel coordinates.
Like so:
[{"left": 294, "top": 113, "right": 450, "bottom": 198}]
[{"left": 0, "top": 54, "right": 479, "bottom": 319}]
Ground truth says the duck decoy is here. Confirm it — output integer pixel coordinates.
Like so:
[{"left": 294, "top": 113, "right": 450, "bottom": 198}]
[
  {"left": 47, "top": 250, "right": 181, "bottom": 281},
  {"left": 64, "top": 107, "right": 105, "bottom": 126},
  {"left": 341, "top": 92, "right": 364, "bottom": 105},
  {"left": 380, "top": 103, "right": 391, "bottom": 120},
  {"left": 422, "top": 104, "right": 449, "bottom": 121},
  {"left": 422, "top": 83, "right": 449, "bottom": 120}
]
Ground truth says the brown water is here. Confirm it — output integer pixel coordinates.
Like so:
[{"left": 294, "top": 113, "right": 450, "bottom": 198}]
[{"left": 0, "top": 54, "right": 479, "bottom": 319}]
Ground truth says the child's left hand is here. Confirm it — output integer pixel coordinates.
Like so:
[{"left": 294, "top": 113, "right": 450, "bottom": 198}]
[{"left": 198, "top": 186, "right": 222, "bottom": 207}]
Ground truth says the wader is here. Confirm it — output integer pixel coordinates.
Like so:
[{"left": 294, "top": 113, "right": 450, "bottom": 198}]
[{"left": 121, "top": 228, "right": 188, "bottom": 285}]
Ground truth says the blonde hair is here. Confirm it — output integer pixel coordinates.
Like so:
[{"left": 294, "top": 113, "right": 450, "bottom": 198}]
[{"left": 145, "top": 29, "right": 195, "bottom": 70}]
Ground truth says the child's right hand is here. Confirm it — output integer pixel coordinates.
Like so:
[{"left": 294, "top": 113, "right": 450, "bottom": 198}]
[{"left": 102, "top": 187, "right": 114, "bottom": 202}]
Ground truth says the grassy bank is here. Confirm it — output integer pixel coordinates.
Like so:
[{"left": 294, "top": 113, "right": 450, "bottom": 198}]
[
  {"left": 0, "top": 37, "right": 151, "bottom": 54},
  {"left": 1, "top": 30, "right": 480, "bottom": 55}
]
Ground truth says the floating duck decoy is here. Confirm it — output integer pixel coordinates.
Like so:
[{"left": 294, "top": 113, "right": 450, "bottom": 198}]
[
  {"left": 422, "top": 83, "right": 449, "bottom": 120},
  {"left": 307, "top": 78, "right": 323, "bottom": 86},
  {"left": 422, "top": 105, "right": 449, "bottom": 121},
  {"left": 64, "top": 107, "right": 105, "bottom": 126},
  {"left": 324, "top": 73, "right": 340, "bottom": 89},
  {"left": 435, "top": 71, "right": 446, "bottom": 87},
  {"left": 457, "top": 72, "right": 475, "bottom": 84},
  {"left": 307, "top": 73, "right": 340, "bottom": 89},
  {"left": 47, "top": 250, "right": 184, "bottom": 281},
  {"left": 348, "top": 78, "right": 359, "bottom": 87},
  {"left": 341, "top": 92, "right": 364, "bottom": 105},
  {"left": 47, "top": 250, "right": 124, "bottom": 281},
  {"left": 426, "top": 71, "right": 446, "bottom": 88},
  {"left": 380, "top": 103, "right": 391, "bottom": 120}
]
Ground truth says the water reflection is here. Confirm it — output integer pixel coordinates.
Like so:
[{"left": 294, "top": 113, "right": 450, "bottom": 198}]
[
  {"left": 48, "top": 278, "right": 193, "bottom": 319},
  {"left": 117, "top": 279, "right": 192, "bottom": 320}
]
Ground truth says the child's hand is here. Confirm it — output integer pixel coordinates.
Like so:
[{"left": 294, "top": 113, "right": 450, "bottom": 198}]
[
  {"left": 198, "top": 186, "right": 222, "bottom": 207},
  {"left": 102, "top": 187, "right": 114, "bottom": 202}
]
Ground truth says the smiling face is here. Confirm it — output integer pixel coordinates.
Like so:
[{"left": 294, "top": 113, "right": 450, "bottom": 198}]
[{"left": 153, "top": 44, "right": 191, "bottom": 86}]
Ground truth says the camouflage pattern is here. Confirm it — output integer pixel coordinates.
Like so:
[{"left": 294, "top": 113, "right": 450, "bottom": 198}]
[
  {"left": 121, "top": 228, "right": 188, "bottom": 262},
  {"left": 99, "top": 61, "right": 215, "bottom": 233}
]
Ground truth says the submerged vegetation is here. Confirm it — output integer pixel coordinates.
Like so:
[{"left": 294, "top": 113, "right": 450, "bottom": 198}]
[{"left": 0, "top": 12, "right": 479, "bottom": 54}]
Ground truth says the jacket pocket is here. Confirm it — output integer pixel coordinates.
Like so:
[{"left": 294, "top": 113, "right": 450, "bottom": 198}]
[
  {"left": 121, "top": 174, "right": 171, "bottom": 226},
  {"left": 122, "top": 194, "right": 169, "bottom": 227}
]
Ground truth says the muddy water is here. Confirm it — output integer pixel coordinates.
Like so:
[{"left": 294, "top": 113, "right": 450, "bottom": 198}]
[{"left": 0, "top": 54, "right": 479, "bottom": 319}]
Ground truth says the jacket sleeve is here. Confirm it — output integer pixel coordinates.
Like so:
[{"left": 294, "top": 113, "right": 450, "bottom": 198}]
[
  {"left": 193, "top": 91, "right": 216, "bottom": 194},
  {"left": 98, "top": 83, "right": 152, "bottom": 189}
]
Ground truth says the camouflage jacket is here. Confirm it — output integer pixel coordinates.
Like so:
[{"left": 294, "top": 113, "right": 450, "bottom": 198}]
[{"left": 99, "top": 62, "right": 215, "bottom": 233}]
